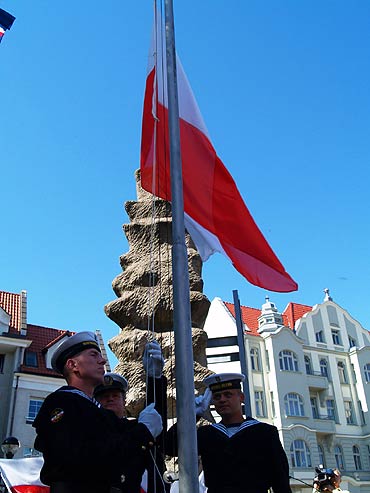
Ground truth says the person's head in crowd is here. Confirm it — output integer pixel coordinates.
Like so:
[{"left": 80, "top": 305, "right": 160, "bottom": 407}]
[
  {"left": 94, "top": 373, "right": 128, "bottom": 418},
  {"left": 51, "top": 331, "right": 106, "bottom": 395},
  {"left": 203, "top": 373, "right": 245, "bottom": 423}
]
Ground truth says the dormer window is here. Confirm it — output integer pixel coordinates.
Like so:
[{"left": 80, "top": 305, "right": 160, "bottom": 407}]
[{"left": 24, "top": 351, "right": 38, "bottom": 368}]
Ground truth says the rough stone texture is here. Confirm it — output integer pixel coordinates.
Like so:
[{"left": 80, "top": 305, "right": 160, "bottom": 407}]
[{"left": 105, "top": 170, "right": 212, "bottom": 418}]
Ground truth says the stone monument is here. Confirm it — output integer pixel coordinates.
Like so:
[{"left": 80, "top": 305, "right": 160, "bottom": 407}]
[{"left": 105, "top": 170, "right": 211, "bottom": 417}]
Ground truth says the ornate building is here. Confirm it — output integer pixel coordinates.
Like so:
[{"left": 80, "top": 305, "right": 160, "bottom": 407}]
[{"left": 203, "top": 290, "right": 370, "bottom": 493}]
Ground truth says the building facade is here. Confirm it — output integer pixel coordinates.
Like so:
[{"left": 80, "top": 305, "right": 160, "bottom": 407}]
[
  {"left": 0, "top": 290, "right": 110, "bottom": 458},
  {"left": 203, "top": 290, "right": 370, "bottom": 493}
]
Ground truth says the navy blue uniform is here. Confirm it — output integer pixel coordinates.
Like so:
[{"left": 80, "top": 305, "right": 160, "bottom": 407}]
[{"left": 33, "top": 386, "right": 153, "bottom": 493}]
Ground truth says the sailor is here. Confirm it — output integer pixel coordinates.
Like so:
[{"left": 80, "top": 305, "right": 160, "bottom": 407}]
[
  {"left": 166, "top": 372, "right": 292, "bottom": 493},
  {"left": 33, "top": 331, "right": 162, "bottom": 493},
  {"left": 94, "top": 341, "right": 168, "bottom": 493}
]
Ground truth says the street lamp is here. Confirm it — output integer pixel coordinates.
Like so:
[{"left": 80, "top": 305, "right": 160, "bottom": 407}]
[{"left": 1, "top": 437, "right": 20, "bottom": 459}]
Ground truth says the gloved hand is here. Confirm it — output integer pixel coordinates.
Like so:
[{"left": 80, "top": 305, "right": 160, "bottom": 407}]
[
  {"left": 195, "top": 388, "right": 212, "bottom": 416},
  {"left": 143, "top": 341, "right": 164, "bottom": 378},
  {"left": 138, "top": 402, "right": 163, "bottom": 438}
]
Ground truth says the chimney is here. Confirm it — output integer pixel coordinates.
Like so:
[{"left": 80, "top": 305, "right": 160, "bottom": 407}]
[{"left": 20, "top": 290, "right": 27, "bottom": 335}]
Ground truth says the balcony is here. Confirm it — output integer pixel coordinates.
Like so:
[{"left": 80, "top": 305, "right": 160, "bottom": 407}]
[
  {"left": 306, "top": 371, "right": 329, "bottom": 390},
  {"left": 313, "top": 414, "right": 336, "bottom": 433}
]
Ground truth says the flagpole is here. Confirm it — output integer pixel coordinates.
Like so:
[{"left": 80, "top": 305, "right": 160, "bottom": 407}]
[
  {"left": 164, "top": 1, "right": 199, "bottom": 492},
  {"left": 232, "top": 290, "right": 252, "bottom": 417}
]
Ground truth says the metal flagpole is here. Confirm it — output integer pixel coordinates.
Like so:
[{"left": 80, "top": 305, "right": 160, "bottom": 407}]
[
  {"left": 232, "top": 289, "right": 252, "bottom": 417},
  {"left": 164, "top": 1, "right": 199, "bottom": 492}
]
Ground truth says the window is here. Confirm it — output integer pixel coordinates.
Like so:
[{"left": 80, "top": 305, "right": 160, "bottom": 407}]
[
  {"left": 326, "top": 400, "right": 336, "bottom": 421},
  {"left": 338, "top": 362, "right": 348, "bottom": 384},
  {"left": 279, "top": 350, "right": 299, "bottom": 372},
  {"left": 270, "top": 391, "right": 276, "bottom": 417},
  {"left": 364, "top": 363, "right": 370, "bottom": 383},
  {"left": 27, "top": 399, "right": 43, "bottom": 423},
  {"left": 358, "top": 401, "right": 366, "bottom": 425},
  {"left": 344, "top": 401, "right": 355, "bottom": 425},
  {"left": 349, "top": 336, "right": 356, "bottom": 348},
  {"left": 353, "top": 445, "right": 362, "bottom": 470},
  {"left": 311, "top": 397, "right": 319, "bottom": 419},
  {"left": 332, "top": 329, "right": 341, "bottom": 345},
  {"left": 24, "top": 351, "right": 38, "bottom": 367},
  {"left": 0, "top": 354, "right": 4, "bottom": 373},
  {"left": 284, "top": 393, "right": 304, "bottom": 417},
  {"left": 318, "top": 444, "right": 325, "bottom": 467},
  {"left": 316, "top": 330, "right": 325, "bottom": 343},
  {"left": 320, "top": 359, "right": 329, "bottom": 378},
  {"left": 250, "top": 348, "right": 261, "bottom": 371},
  {"left": 254, "top": 391, "right": 266, "bottom": 417},
  {"left": 290, "top": 439, "right": 312, "bottom": 468},
  {"left": 334, "top": 445, "right": 345, "bottom": 470},
  {"left": 304, "top": 355, "right": 313, "bottom": 375}
]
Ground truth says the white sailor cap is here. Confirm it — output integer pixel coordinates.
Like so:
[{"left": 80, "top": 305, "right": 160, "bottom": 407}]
[
  {"left": 203, "top": 373, "right": 245, "bottom": 392},
  {"left": 94, "top": 372, "right": 129, "bottom": 397},
  {"left": 51, "top": 331, "right": 101, "bottom": 373}
]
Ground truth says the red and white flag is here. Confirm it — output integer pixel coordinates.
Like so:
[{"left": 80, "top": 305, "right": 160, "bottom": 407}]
[
  {"left": 0, "top": 457, "right": 49, "bottom": 493},
  {"left": 141, "top": 11, "right": 297, "bottom": 293}
]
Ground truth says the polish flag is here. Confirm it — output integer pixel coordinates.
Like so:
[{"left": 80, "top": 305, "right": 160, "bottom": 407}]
[
  {"left": 140, "top": 12, "right": 297, "bottom": 293},
  {"left": 0, "top": 458, "right": 49, "bottom": 493},
  {"left": 0, "top": 27, "right": 4, "bottom": 42}
]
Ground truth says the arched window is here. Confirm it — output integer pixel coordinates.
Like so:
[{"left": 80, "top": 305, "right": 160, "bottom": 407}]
[
  {"left": 304, "top": 355, "right": 312, "bottom": 375},
  {"left": 364, "top": 363, "right": 370, "bottom": 383},
  {"left": 290, "top": 439, "right": 312, "bottom": 468},
  {"left": 250, "top": 348, "right": 261, "bottom": 371},
  {"left": 320, "top": 359, "right": 329, "bottom": 378},
  {"left": 318, "top": 444, "right": 325, "bottom": 467},
  {"left": 353, "top": 445, "right": 362, "bottom": 470},
  {"left": 338, "top": 361, "right": 348, "bottom": 384},
  {"left": 335, "top": 445, "right": 344, "bottom": 469},
  {"left": 279, "top": 350, "right": 299, "bottom": 372},
  {"left": 284, "top": 393, "right": 304, "bottom": 416}
]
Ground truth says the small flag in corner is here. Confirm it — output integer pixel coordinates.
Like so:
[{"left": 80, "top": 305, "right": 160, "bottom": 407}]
[{"left": 0, "top": 8, "right": 15, "bottom": 44}]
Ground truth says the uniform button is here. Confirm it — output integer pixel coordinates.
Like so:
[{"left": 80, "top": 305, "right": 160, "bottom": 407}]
[
  {"left": 141, "top": 445, "right": 147, "bottom": 450},
  {"left": 149, "top": 442, "right": 154, "bottom": 447},
  {"left": 120, "top": 474, "right": 126, "bottom": 483}
]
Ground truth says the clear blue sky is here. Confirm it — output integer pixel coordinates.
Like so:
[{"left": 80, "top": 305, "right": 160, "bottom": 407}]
[{"left": 1, "top": 1, "right": 369, "bottom": 367}]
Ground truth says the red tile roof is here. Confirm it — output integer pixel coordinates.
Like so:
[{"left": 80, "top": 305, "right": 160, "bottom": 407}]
[
  {"left": 20, "top": 324, "right": 74, "bottom": 378},
  {"left": 0, "top": 291, "right": 21, "bottom": 332},
  {"left": 283, "top": 302, "right": 312, "bottom": 329},
  {"left": 224, "top": 300, "right": 313, "bottom": 336},
  {"left": 224, "top": 302, "right": 261, "bottom": 336}
]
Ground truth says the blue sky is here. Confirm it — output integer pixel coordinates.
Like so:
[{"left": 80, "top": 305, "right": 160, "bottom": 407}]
[{"left": 1, "top": 1, "right": 369, "bottom": 367}]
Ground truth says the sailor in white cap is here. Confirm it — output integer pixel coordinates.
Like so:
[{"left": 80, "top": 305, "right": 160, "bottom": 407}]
[
  {"left": 166, "top": 372, "right": 292, "bottom": 493},
  {"left": 93, "top": 340, "right": 168, "bottom": 493},
  {"left": 33, "top": 331, "right": 163, "bottom": 493}
]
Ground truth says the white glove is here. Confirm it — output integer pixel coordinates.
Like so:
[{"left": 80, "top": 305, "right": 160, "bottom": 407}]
[
  {"left": 138, "top": 402, "right": 163, "bottom": 438},
  {"left": 195, "top": 388, "right": 212, "bottom": 416},
  {"left": 143, "top": 341, "right": 164, "bottom": 378}
]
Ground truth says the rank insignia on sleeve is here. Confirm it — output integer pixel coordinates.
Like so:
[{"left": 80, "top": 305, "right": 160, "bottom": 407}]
[{"left": 50, "top": 408, "right": 64, "bottom": 423}]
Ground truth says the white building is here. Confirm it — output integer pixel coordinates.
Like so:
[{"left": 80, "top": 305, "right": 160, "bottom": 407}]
[
  {"left": 0, "top": 290, "right": 110, "bottom": 458},
  {"left": 204, "top": 290, "right": 370, "bottom": 493}
]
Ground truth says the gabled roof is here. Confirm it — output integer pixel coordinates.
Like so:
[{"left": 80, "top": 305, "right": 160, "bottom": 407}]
[
  {"left": 0, "top": 290, "right": 21, "bottom": 333},
  {"left": 224, "top": 300, "right": 313, "bottom": 336},
  {"left": 20, "top": 324, "right": 74, "bottom": 377}
]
